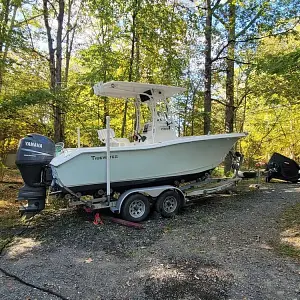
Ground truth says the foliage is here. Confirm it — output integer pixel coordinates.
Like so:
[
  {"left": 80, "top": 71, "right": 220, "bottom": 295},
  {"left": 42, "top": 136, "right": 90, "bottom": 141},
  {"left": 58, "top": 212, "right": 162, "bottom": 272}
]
[
  {"left": 0, "top": 0, "right": 299, "bottom": 168},
  {"left": 0, "top": 161, "right": 6, "bottom": 181},
  {"left": 240, "top": 30, "right": 300, "bottom": 166}
]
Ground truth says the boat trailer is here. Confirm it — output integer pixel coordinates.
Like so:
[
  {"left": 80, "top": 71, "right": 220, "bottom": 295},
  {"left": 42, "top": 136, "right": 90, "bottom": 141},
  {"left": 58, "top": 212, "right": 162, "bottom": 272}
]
[{"left": 67, "top": 175, "right": 241, "bottom": 222}]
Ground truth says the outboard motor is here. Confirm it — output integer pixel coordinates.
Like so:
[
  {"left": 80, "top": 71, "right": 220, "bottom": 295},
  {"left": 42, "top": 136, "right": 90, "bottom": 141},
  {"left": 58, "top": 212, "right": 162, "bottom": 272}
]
[{"left": 16, "top": 134, "right": 55, "bottom": 215}]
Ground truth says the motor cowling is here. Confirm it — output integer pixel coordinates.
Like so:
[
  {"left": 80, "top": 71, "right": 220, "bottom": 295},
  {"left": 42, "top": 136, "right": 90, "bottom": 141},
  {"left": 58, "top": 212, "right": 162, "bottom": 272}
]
[{"left": 16, "top": 134, "right": 55, "bottom": 215}]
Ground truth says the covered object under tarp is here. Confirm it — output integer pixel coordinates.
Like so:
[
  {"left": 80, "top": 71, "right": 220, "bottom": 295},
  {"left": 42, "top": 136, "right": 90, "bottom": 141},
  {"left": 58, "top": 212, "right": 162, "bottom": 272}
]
[{"left": 266, "top": 152, "right": 300, "bottom": 183}]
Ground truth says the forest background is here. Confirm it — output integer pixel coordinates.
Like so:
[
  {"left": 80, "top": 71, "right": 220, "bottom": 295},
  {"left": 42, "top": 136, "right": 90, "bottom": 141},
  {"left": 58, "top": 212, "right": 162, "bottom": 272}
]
[{"left": 0, "top": 0, "right": 299, "bottom": 175}]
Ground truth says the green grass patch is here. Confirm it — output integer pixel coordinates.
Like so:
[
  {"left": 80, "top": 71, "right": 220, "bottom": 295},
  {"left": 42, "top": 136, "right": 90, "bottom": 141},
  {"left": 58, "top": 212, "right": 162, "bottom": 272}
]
[
  {"left": 0, "top": 168, "right": 23, "bottom": 252},
  {"left": 1, "top": 168, "right": 22, "bottom": 183},
  {"left": 273, "top": 203, "right": 300, "bottom": 260},
  {"left": 0, "top": 200, "right": 21, "bottom": 252},
  {"left": 0, "top": 201, "right": 20, "bottom": 227},
  {"left": 280, "top": 203, "right": 300, "bottom": 228},
  {"left": 272, "top": 242, "right": 300, "bottom": 259}
]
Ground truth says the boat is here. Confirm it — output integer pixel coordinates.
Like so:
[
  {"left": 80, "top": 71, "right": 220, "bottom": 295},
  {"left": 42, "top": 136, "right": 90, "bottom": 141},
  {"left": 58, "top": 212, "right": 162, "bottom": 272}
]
[{"left": 15, "top": 81, "right": 247, "bottom": 215}]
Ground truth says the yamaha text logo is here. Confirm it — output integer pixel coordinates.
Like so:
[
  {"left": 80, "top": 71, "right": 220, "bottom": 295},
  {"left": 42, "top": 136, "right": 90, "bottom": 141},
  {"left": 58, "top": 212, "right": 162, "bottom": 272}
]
[{"left": 25, "top": 141, "right": 43, "bottom": 148}]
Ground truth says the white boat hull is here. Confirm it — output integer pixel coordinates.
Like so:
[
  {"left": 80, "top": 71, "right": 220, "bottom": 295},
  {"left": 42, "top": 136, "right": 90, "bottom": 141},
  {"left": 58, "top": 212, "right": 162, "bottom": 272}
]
[{"left": 50, "top": 133, "right": 245, "bottom": 193}]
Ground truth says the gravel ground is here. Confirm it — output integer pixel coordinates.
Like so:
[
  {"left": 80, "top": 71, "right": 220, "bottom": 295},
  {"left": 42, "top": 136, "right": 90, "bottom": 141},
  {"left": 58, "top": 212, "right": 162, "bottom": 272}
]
[{"left": 1, "top": 182, "right": 300, "bottom": 300}]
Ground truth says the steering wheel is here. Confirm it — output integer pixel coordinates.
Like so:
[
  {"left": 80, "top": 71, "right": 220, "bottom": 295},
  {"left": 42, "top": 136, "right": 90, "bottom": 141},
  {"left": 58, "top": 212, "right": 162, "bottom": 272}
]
[
  {"left": 137, "top": 133, "right": 147, "bottom": 142},
  {"left": 132, "top": 133, "right": 147, "bottom": 142}
]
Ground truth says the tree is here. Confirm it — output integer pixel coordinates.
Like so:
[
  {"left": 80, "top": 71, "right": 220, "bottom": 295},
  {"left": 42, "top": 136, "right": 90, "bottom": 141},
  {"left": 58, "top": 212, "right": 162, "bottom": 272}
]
[
  {"left": 42, "top": 0, "right": 82, "bottom": 143},
  {"left": 218, "top": 0, "right": 298, "bottom": 173},
  {"left": 241, "top": 30, "right": 300, "bottom": 164},
  {"left": 0, "top": 0, "right": 23, "bottom": 93},
  {"left": 121, "top": 0, "right": 140, "bottom": 137}
]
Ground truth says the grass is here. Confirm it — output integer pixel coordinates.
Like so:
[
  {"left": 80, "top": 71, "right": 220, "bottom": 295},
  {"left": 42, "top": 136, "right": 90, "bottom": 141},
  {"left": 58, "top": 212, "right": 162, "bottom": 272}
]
[
  {"left": 280, "top": 203, "right": 300, "bottom": 228},
  {"left": 0, "top": 168, "right": 71, "bottom": 253},
  {"left": 273, "top": 242, "right": 300, "bottom": 259},
  {"left": 1, "top": 168, "right": 22, "bottom": 183},
  {"left": 0, "top": 200, "right": 20, "bottom": 227},
  {"left": 0, "top": 200, "right": 21, "bottom": 252},
  {"left": 0, "top": 168, "right": 23, "bottom": 252},
  {"left": 272, "top": 203, "right": 300, "bottom": 259}
]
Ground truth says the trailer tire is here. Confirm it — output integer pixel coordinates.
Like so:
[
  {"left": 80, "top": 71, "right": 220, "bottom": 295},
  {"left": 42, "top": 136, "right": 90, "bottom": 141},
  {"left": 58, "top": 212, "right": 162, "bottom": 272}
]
[
  {"left": 121, "top": 193, "right": 150, "bottom": 222},
  {"left": 155, "top": 190, "right": 181, "bottom": 218}
]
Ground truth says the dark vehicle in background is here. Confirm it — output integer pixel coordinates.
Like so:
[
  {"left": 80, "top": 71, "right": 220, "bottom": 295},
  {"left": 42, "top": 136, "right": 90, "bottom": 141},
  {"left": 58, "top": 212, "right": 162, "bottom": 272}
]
[{"left": 266, "top": 153, "right": 300, "bottom": 183}]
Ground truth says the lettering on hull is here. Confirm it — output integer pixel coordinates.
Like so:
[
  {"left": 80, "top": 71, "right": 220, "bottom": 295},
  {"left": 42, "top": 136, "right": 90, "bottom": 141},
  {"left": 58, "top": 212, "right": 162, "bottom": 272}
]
[{"left": 91, "top": 155, "right": 119, "bottom": 160}]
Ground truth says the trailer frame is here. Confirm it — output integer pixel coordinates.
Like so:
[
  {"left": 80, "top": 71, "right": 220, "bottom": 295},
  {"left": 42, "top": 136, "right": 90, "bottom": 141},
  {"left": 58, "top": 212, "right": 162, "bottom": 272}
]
[{"left": 67, "top": 175, "right": 241, "bottom": 222}]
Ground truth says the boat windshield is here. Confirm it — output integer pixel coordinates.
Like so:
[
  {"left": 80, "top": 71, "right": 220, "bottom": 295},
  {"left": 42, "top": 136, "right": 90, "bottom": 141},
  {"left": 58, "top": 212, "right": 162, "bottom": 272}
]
[{"left": 140, "top": 101, "right": 169, "bottom": 123}]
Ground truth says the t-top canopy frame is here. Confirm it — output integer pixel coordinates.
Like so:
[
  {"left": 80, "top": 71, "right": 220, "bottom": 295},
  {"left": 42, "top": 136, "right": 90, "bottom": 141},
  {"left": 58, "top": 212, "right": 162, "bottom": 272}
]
[
  {"left": 93, "top": 81, "right": 186, "bottom": 100},
  {"left": 93, "top": 81, "right": 186, "bottom": 142}
]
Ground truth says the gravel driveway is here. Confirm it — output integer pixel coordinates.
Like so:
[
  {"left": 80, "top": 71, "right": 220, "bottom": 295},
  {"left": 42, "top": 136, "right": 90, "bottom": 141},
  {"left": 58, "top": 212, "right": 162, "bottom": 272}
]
[{"left": 1, "top": 182, "right": 300, "bottom": 300}]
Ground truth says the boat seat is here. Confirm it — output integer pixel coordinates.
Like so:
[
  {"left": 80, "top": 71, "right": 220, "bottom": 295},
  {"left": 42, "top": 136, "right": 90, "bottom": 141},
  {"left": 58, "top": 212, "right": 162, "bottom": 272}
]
[{"left": 97, "top": 129, "right": 130, "bottom": 147}]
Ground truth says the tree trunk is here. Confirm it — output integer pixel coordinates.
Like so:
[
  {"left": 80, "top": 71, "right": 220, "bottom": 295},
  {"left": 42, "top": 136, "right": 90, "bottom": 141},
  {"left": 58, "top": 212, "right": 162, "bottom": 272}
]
[
  {"left": 0, "top": 63, "right": 3, "bottom": 93},
  {"left": 0, "top": 46, "right": 4, "bottom": 93},
  {"left": 65, "top": 0, "right": 72, "bottom": 85},
  {"left": 103, "top": 68, "right": 109, "bottom": 126},
  {"left": 183, "top": 91, "right": 189, "bottom": 136},
  {"left": 203, "top": 0, "right": 212, "bottom": 135},
  {"left": 65, "top": 0, "right": 80, "bottom": 85},
  {"left": 103, "top": 96, "right": 109, "bottom": 127},
  {"left": 43, "top": 0, "right": 65, "bottom": 143},
  {"left": 43, "top": 0, "right": 56, "bottom": 143},
  {"left": 0, "top": 0, "right": 9, "bottom": 93},
  {"left": 224, "top": 0, "right": 236, "bottom": 174},
  {"left": 133, "top": 29, "right": 140, "bottom": 132},
  {"left": 121, "top": 0, "right": 139, "bottom": 138},
  {"left": 0, "top": 2, "right": 17, "bottom": 93},
  {"left": 43, "top": 0, "right": 56, "bottom": 88},
  {"left": 135, "top": 30, "right": 140, "bottom": 82},
  {"left": 54, "top": 0, "right": 65, "bottom": 143},
  {"left": 191, "top": 93, "right": 196, "bottom": 135}
]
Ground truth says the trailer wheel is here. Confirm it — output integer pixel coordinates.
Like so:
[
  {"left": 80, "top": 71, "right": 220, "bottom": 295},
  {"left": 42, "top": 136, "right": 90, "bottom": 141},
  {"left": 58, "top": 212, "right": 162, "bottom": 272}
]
[
  {"left": 155, "top": 190, "right": 181, "bottom": 218},
  {"left": 121, "top": 193, "right": 150, "bottom": 222}
]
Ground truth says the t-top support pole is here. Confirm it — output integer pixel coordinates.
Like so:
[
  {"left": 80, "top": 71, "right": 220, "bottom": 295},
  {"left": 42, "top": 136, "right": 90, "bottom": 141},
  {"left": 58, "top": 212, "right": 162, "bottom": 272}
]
[{"left": 106, "top": 116, "right": 111, "bottom": 205}]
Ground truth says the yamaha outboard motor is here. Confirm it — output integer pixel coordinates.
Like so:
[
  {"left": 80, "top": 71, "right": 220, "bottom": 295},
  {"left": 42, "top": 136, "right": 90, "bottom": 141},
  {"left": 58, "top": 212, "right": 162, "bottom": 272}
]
[{"left": 16, "top": 134, "right": 55, "bottom": 215}]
